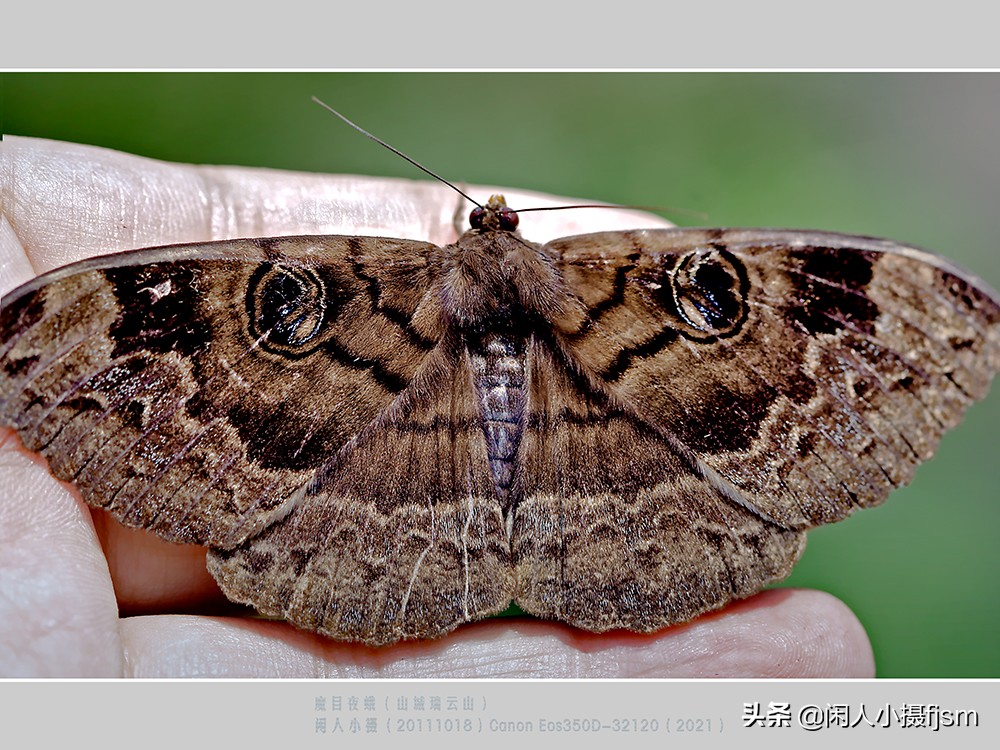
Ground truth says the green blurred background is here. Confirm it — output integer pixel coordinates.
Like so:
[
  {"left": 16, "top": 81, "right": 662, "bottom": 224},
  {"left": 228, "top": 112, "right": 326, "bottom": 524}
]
[{"left": 3, "top": 72, "right": 998, "bottom": 677}]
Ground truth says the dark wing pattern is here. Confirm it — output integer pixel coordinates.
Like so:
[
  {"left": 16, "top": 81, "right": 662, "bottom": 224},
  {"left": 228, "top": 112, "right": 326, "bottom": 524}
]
[
  {"left": 504, "top": 228, "right": 1000, "bottom": 633},
  {"left": 0, "top": 235, "right": 443, "bottom": 549},
  {"left": 548, "top": 228, "right": 1000, "bottom": 529}
]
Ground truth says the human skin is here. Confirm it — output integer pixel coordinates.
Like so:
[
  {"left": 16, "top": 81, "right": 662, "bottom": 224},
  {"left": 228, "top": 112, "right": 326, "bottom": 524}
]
[{"left": 0, "top": 136, "right": 875, "bottom": 678}]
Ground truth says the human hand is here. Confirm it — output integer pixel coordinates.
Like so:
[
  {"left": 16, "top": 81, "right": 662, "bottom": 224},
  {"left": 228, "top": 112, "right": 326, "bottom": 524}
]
[{"left": 0, "top": 136, "right": 875, "bottom": 677}]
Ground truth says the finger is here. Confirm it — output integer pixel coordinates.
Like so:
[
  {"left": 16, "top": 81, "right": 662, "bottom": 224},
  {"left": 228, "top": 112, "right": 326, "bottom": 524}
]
[
  {"left": 118, "top": 589, "right": 873, "bottom": 678},
  {"left": 0, "top": 431, "right": 123, "bottom": 676},
  {"left": 3, "top": 135, "right": 672, "bottom": 273}
]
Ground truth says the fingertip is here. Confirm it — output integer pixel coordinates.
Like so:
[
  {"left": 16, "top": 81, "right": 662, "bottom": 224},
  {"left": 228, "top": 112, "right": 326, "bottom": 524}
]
[{"left": 677, "top": 588, "right": 875, "bottom": 678}]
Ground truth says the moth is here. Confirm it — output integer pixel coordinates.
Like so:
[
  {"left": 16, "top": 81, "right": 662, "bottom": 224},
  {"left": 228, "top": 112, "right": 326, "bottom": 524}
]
[{"left": 2, "top": 156, "right": 999, "bottom": 646}]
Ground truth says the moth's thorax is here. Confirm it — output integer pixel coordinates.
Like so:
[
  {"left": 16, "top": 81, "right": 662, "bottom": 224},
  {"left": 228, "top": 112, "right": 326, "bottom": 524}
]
[{"left": 444, "top": 227, "right": 547, "bottom": 324}]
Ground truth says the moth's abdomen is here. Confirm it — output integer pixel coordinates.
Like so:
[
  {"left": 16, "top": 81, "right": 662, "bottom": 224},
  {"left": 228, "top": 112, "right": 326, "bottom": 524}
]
[{"left": 468, "top": 331, "right": 527, "bottom": 508}]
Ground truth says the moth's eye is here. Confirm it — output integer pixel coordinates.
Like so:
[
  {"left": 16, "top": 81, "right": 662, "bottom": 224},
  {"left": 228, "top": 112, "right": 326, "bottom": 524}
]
[
  {"left": 248, "top": 264, "right": 329, "bottom": 355},
  {"left": 497, "top": 207, "right": 519, "bottom": 231},
  {"left": 670, "top": 248, "right": 749, "bottom": 340},
  {"left": 469, "top": 206, "right": 487, "bottom": 229}
]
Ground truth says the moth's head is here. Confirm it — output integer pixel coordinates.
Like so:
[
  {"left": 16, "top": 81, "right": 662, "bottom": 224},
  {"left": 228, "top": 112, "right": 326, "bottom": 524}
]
[{"left": 469, "top": 194, "right": 520, "bottom": 233}]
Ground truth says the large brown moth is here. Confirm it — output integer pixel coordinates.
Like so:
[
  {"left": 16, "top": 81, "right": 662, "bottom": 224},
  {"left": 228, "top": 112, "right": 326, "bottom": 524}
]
[{"left": 1, "top": 125, "right": 998, "bottom": 647}]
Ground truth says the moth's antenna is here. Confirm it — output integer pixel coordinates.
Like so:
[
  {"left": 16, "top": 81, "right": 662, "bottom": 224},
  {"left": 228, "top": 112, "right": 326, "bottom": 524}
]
[
  {"left": 516, "top": 204, "right": 710, "bottom": 222},
  {"left": 312, "top": 97, "right": 483, "bottom": 209},
  {"left": 313, "top": 97, "right": 704, "bottom": 223}
]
